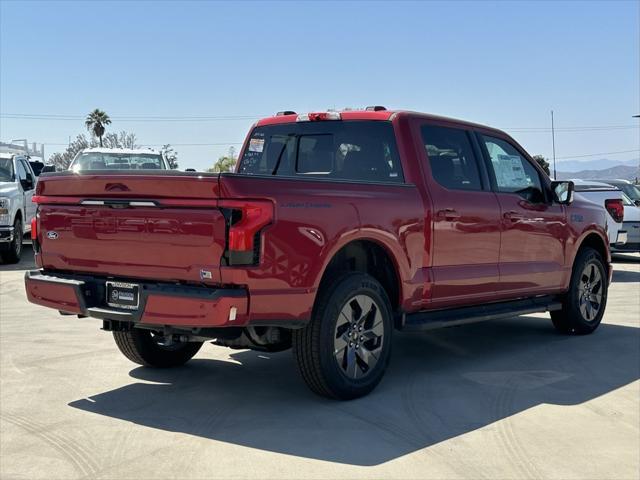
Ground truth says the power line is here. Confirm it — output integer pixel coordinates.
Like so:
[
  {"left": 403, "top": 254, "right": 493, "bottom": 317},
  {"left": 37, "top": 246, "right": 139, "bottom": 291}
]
[
  {"left": 556, "top": 149, "right": 639, "bottom": 160},
  {"left": 0, "top": 113, "right": 263, "bottom": 122},
  {"left": 1, "top": 113, "right": 638, "bottom": 131}
]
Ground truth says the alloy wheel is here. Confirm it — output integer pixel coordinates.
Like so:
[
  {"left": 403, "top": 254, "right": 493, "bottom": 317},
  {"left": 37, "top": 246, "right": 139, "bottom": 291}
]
[
  {"left": 333, "top": 294, "right": 385, "bottom": 379},
  {"left": 578, "top": 262, "right": 603, "bottom": 321}
]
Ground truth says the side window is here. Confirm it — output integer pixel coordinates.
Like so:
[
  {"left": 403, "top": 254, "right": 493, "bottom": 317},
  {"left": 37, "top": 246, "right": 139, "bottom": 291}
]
[
  {"left": 480, "top": 135, "right": 544, "bottom": 203},
  {"left": 21, "top": 160, "right": 34, "bottom": 183},
  {"left": 16, "top": 160, "right": 27, "bottom": 181},
  {"left": 18, "top": 159, "right": 34, "bottom": 190},
  {"left": 421, "top": 125, "right": 483, "bottom": 191}
]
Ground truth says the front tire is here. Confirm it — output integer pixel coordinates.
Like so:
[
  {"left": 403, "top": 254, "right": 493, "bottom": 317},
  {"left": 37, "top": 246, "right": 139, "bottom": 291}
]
[
  {"left": 551, "top": 247, "right": 608, "bottom": 335},
  {"left": 293, "top": 273, "right": 393, "bottom": 400},
  {"left": 1, "top": 218, "right": 22, "bottom": 264},
  {"left": 113, "top": 328, "right": 203, "bottom": 367}
]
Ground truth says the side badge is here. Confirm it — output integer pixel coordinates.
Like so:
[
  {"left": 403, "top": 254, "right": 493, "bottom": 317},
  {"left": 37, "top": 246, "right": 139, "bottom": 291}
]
[{"left": 46, "top": 231, "right": 59, "bottom": 240}]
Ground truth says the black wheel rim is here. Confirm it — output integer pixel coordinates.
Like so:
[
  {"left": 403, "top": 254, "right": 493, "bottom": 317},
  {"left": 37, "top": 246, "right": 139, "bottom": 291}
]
[
  {"left": 333, "top": 294, "right": 385, "bottom": 380},
  {"left": 578, "top": 262, "right": 603, "bottom": 321}
]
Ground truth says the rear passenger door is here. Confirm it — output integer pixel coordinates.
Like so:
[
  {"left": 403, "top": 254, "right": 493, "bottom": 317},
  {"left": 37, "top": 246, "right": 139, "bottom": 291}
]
[
  {"left": 420, "top": 124, "right": 502, "bottom": 308},
  {"left": 477, "top": 134, "right": 566, "bottom": 294}
]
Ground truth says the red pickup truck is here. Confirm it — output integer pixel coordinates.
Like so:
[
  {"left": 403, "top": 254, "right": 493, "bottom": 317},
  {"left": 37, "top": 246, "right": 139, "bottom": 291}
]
[{"left": 25, "top": 108, "right": 611, "bottom": 399}]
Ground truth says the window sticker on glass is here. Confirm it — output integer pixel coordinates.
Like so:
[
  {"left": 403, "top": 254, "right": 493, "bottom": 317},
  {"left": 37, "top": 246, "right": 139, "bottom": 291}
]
[
  {"left": 249, "top": 138, "right": 265, "bottom": 153},
  {"left": 495, "top": 154, "right": 526, "bottom": 187}
]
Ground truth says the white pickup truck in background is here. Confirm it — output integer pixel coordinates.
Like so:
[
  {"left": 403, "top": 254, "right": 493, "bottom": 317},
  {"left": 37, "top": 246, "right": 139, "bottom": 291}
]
[
  {"left": 571, "top": 179, "right": 639, "bottom": 253},
  {"left": 0, "top": 152, "right": 37, "bottom": 263}
]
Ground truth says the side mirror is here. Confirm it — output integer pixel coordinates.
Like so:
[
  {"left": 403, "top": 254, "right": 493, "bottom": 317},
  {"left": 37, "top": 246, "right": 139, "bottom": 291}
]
[
  {"left": 41, "top": 165, "right": 56, "bottom": 174},
  {"left": 20, "top": 178, "right": 34, "bottom": 191},
  {"left": 634, "top": 199, "right": 640, "bottom": 207},
  {"left": 551, "top": 180, "right": 574, "bottom": 205}
]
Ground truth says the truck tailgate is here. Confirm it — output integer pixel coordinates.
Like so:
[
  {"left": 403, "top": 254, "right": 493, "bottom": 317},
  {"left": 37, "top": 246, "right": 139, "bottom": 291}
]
[{"left": 34, "top": 172, "right": 226, "bottom": 284}]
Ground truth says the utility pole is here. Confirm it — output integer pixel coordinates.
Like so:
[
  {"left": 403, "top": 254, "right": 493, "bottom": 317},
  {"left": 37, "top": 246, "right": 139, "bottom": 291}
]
[{"left": 551, "top": 110, "right": 557, "bottom": 180}]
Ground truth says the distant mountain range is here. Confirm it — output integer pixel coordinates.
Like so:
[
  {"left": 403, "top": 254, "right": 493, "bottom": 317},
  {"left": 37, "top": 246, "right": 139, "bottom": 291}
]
[
  {"left": 554, "top": 158, "right": 639, "bottom": 182},
  {"left": 555, "top": 158, "right": 637, "bottom": 172}
]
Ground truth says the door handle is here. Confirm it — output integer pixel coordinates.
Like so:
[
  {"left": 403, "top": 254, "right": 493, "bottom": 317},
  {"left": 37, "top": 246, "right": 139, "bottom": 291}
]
[
  {"left": 436, "top": 208, "right": 461, "bottom": 220},
  {"left": 503, "top": 211, "right": 524, "bottom": 221}
]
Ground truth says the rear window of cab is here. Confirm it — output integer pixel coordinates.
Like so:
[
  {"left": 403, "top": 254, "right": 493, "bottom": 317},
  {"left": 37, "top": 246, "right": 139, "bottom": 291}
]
[{"left": 237, "top": 121, "right": 404, "bottom": 183}]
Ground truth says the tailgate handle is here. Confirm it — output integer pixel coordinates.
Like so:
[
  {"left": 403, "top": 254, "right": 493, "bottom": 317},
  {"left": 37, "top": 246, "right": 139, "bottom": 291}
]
[{"left": 80, "top": 200, "right": 158, "bottom": 208}]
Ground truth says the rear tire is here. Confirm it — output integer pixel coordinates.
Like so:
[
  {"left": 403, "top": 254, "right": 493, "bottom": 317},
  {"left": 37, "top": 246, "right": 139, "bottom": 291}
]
[
  {"left": 113, "top": 328, "right": 203, "bottom": 367},
  {"left": 1, "top": 218, "right": 22, "bottom": 264},
  {"left": 292, "top": 272, "right": 393, "bottom": 400},
  {"left": 551, "top": 247, "right": 607, "bottom": 335}
]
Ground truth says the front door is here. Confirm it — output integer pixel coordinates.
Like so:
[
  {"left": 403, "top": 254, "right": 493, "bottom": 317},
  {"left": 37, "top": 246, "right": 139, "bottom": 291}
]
[
  {"left": 419, "top": 124, "right": 502, "bottom": 308},
  {"left": 477, "top": 134, "right": 567, "bottom": 296},
  {"left": 17, "top": 158, "right": 36, "bottom": 229}
]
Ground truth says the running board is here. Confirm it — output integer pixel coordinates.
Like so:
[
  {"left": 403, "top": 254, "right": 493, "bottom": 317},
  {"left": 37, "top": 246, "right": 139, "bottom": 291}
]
[{"left": 400, "top": 296, "right": 562, "bottom": 332}]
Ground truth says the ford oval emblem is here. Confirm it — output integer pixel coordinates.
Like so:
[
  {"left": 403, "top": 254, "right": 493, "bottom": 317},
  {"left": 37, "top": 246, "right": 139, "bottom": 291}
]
[{"left": 46, "top": 231, "right": 59, "bottom": 240}]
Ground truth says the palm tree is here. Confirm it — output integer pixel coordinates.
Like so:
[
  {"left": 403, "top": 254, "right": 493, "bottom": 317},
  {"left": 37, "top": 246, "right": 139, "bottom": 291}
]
[{"left": 85, "top": 109, "right": 112, "bottom": 147}]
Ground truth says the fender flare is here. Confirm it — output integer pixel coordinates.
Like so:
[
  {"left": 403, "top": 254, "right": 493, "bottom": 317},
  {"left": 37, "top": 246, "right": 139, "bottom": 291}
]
[{"left": 313, "top": 229, "right": 411, "bottom": 304}]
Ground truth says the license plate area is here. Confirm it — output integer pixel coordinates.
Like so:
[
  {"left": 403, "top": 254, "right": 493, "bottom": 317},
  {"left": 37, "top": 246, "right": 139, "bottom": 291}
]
[{"left": 106, "top": 281, "right": 140, "bottom": 310}]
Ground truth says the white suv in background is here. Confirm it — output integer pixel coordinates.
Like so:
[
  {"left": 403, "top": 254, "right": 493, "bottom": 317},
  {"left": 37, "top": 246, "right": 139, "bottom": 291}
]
[{"left": 0, "top": 153, "right": 37, "bottom": 263}]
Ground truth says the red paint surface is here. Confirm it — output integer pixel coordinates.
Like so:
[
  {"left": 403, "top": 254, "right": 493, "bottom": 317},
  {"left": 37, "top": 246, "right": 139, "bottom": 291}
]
[
  {"left": 142, "top": 294, "right": 248, "bottom": 327},
  {"left": 25, "top": 279, "right": 82, "bottom": 314}
]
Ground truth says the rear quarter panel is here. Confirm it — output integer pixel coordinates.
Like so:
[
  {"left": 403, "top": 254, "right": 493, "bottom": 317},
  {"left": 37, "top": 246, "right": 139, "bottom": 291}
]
[{"left": 218, "top": 175, "right": 426, "bottom": 322}]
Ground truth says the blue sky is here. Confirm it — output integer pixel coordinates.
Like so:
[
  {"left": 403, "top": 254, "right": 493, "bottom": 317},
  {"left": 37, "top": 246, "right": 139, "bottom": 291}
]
[{"left": 1, "top": 0, "right": 638, "bottom": 171}]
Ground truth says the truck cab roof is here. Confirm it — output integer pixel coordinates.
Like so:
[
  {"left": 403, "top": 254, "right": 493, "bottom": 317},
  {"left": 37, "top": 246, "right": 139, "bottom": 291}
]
[{"left": 257, "top": 108, "right": 503, "bottom": 136}]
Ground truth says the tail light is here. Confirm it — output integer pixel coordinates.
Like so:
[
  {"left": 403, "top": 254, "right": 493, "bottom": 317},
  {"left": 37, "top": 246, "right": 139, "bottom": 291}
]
[
  {"left": 31, "top": 215, "right": 40, "bottom": 254},
  {"left": 31, "top": 217, "right": 37, "bottom": 240},
  {"left": 605, "top": 199, "right": 624, "bottom": 223},
  {"left": 219, "top": 200, "right": 273, "bottom": 266}
]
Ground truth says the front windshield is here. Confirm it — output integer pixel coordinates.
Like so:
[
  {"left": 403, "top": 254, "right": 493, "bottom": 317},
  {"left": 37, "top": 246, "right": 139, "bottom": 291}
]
[
  {"left": 70, "top": 152, "right": 165, "bottom": 171},
  {"left": 0, "top": 158, "right": 14, "bottom": 182}
]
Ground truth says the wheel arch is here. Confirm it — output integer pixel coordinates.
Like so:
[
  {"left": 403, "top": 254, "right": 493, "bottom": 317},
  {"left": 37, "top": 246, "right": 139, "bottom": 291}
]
[
  {"left": 316, "top": 237, "right": 404, "bottom": 314},
  {"left": 574, "top": 230, "right": 610, "bottom": 277}
]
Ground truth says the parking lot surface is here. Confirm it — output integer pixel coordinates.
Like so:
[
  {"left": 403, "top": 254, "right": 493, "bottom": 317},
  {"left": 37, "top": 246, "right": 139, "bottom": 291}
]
[{"left": 1, "top": 247, "right": 639, "bottom": 479}]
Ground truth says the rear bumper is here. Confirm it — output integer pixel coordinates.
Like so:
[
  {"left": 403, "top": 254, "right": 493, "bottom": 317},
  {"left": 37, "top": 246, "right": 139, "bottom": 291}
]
[
  {"left": 24, "top": 270, "right": 249, "bottom": 327},
  {"left": 612, "top": 230, "right": 627, "bottom": 246}
]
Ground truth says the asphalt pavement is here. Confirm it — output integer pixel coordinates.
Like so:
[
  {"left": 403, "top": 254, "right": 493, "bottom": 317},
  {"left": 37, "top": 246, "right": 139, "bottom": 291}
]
[{"left": 1, "top": 246, "right": 638, "bottom": 479}]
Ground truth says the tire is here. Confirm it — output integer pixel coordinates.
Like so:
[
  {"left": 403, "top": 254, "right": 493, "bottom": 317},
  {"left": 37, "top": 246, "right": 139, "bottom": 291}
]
[
  {"left": 551, "top": 247, "right": 608, "bottom": 335},
  {"left": 113, "top": 328, "right": 203, "bottom": 367},
  {"left": 2, "top": 218, "right": 23, "bottom": 264},
  {"left": 292, "top": 272, "right": 393, "bottom": 400}
]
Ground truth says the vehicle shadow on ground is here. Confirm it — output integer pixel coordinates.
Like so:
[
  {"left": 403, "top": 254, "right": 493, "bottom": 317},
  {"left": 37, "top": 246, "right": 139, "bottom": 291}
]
[
  {"left": 0, "top": 244, "right": 35, "bottom": 272},
  {"left": 69, "top": 317, "right": 640, "bottom": 466},
  {"left": 612, "top": 253, "right": 640, "bottom": 264}
]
